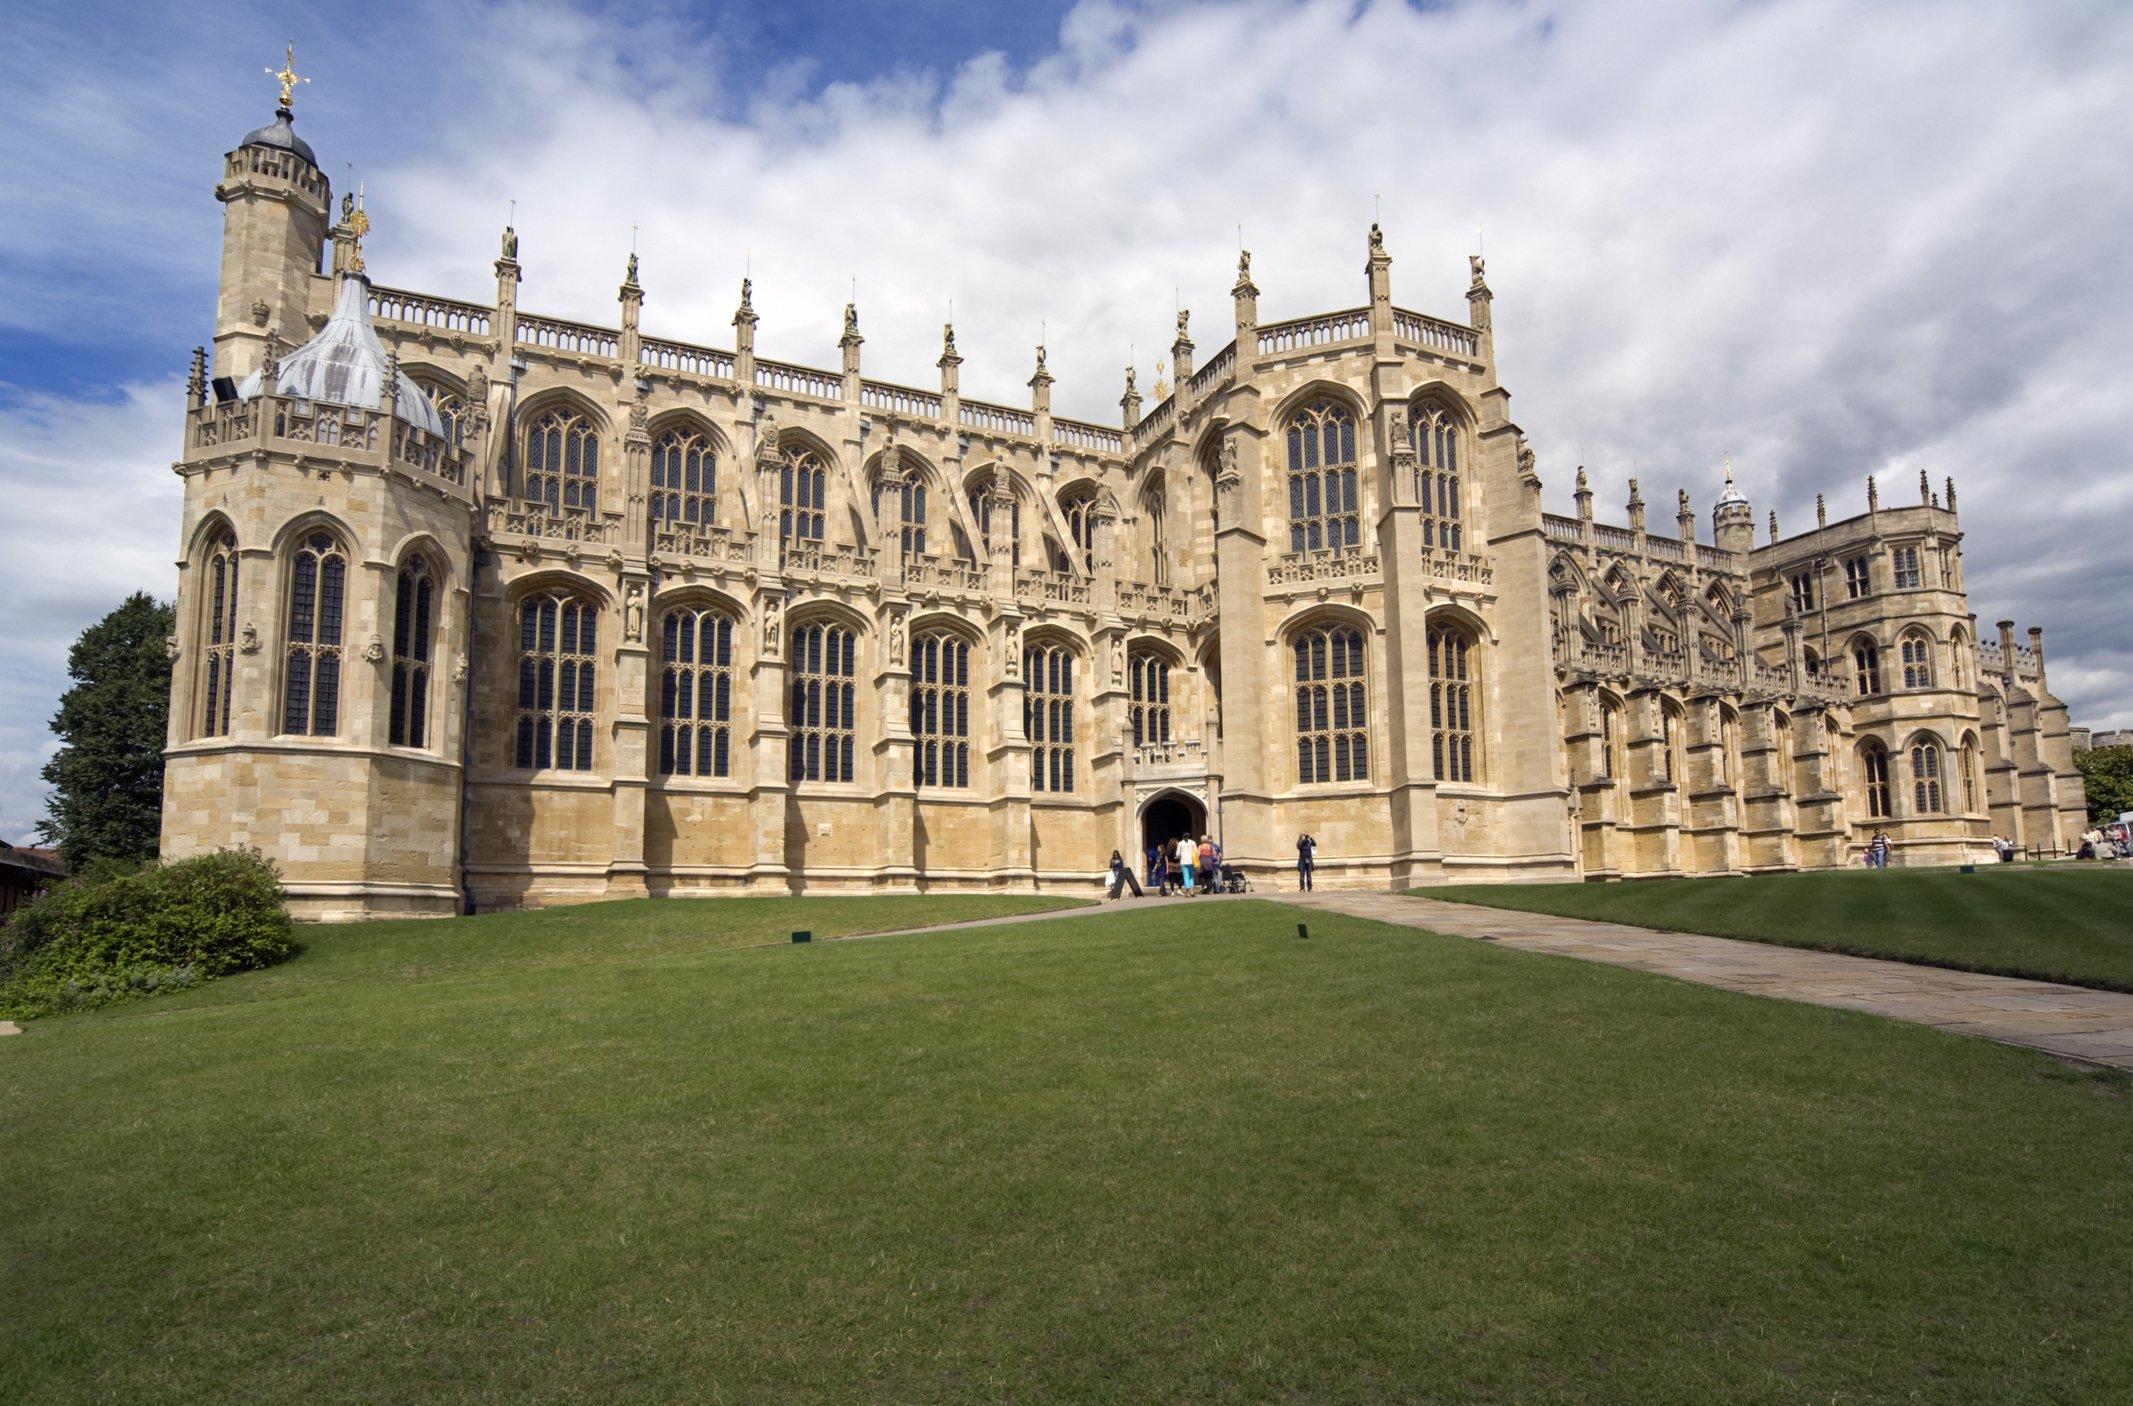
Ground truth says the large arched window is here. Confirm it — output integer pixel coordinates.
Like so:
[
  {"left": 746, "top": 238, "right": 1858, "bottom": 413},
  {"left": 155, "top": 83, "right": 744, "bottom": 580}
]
[
  {"left": 516, "top": 591, "right": 598, "bottom": 771},
  {"left": 872, "top": 473, "right": 927, "bottom": 560},
  {"left": 282, "top": 530, "right": 347, "bottom": 736},
  {"left": 1853, "top": 639, "right": 1883, "bottom": 696},
  {"left": 1025, "top": 642, "right": 1076, "bottom": 792},
  {"left": 526, "top": 408, "right": 599, "bottom": 516},
  {"left": 1129, "top": 651, "right": 1171, "bottom": 747},
  {"left": 1600, "top": 696, "right": 1621, "bottom": 780},
  {"left": 1658, "top": 700, "right": 1684, "bottom": 785},
  {"left": 789, "top": 622, "right": 856, "bottom": 783},
  {"left": 659, "top": 607, "right": 734, "bottom": 778},
  {"left": 1960, "top": 738, "right": 1980, "bottom": 812},
  {"left": 1293, "top": 622, "right": 1368, "bottom": 784},
  {"left": 428, "top": 388, "right": 467, "bottom": 449},
  {"left": 650, "top": 428, "right": 717, "bottom": 534},
  {"left": 911, "top": 632, "right": 970, "bottom": 789},
  {"left": 199, "top": 528, "right": 240, "bottom": 738},
  {"left": 1411, "top": 405, "right": 1463, "bottom": 550},
  {"left": 1900, "top": 633, "right": 1934, "bottom": 689},
  {"left": 1862, "top": 743, "right": 1892, "bottom": 819},
  {"left": 780, "top": 445, "right": 826, "bottom": 543},
  {"left": 388, "top": 556, "right": 435, "bottom": 748},
  {"left": 1142, "top": 473, "right": 1169, "bottom": 586},
  {"left": 1428, "top": 623, "right": 1476, "bottom": 783},
  {"left": 1286, "top": 401, "right": 1359, "bottom": 554},
  {"left": 1911, "top": 740, "right": 1943, "bottom": 813}
]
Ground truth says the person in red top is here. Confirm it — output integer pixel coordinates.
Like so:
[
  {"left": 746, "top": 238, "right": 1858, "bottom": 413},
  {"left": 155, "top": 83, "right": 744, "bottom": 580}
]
[{"left": 1197, "top": 836, "right": 1216, "bottom": 893}]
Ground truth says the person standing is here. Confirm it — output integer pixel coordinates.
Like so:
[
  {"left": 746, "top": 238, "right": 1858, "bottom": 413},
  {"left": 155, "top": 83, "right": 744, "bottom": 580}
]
[
  {"left": 1296, "top": 832, "right": 1317, "bottom": 891},
  {"left": 1178, "top": 835, "right": 1197, "bottom": 895},
  {"left": 1197, "top": 835, "right": 1216, "bottom": 893},
  {"left": 1870, "top": 831, "right": 1892, "bottom": 869}
]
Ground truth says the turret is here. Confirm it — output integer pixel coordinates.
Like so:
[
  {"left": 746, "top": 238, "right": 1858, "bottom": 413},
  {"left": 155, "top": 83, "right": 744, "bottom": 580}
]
[
  {"left": 1365, "top": 223, "right": 1392, "bottom": 335},
  {"left": 1711, "top": 457, "right": 1754, "bottom": 557},
  {"left": 1232, "top": 249, "right": 1259, "bottom": 344},
  {"left": 212, "top": 47, "right": 333, "bottom": 382}
]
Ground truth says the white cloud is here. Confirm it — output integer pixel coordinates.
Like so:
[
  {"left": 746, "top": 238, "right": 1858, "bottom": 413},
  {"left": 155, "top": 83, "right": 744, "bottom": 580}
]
[{"left": 4, "top": 0, "right": 2130, "bottom": 845}]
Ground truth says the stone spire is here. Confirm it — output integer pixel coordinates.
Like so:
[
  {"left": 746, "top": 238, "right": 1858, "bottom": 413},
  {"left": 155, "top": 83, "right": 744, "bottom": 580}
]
[
  {"left": 1574, "top": 465, "right": 1593, "bottom": 522},
  {"left": 1028, "top": 344, "right": 1054, "bottom": 415},
  {"left": 839, "top": 302, "right": 863, "bottom": 377},
  {"left": 1945, "top": 476, "right": 1958, "bottom": 515},
  {"left": 1366, "top": 223, "right": 1393, "bottom": 333},
  {"left": 1120, "top": 364, "right": 1142, "bottom": 430},
  {"left": 937, "top": 322, "right": 961, "bottom": 396},
  {"left": 1232, "top": 249, "right": 1259, "bottom": 338}
]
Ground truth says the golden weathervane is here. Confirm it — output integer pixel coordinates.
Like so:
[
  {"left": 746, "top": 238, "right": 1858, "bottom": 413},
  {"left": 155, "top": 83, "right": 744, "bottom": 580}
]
[{"left": 266, "top": 42, "right": 309, "bottom": 110}]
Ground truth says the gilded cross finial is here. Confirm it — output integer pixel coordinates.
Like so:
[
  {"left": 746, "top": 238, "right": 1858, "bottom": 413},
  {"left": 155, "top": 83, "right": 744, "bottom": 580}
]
[
  {"left": 266, "top": 42, "right": 309, "bottom": 111},
  {"left": 348, "top": 183, "right": 370, "bottom": 274}
]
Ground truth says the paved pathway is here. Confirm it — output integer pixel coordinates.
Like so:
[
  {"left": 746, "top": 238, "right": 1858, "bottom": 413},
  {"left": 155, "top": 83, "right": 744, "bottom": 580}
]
[{"left": 1273, "top": 890, "right": 2133, "bottom": 1072}]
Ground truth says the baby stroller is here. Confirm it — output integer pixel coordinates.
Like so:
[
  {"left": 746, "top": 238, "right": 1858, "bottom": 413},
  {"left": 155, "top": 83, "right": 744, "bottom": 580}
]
[{"left": 1220, "top": 863, "right": 1250, "bottom": 894}]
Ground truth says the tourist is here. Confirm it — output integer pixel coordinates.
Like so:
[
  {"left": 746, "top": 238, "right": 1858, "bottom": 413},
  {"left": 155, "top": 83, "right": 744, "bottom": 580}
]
[
  {"left": 1178, "top": 835, "right": 1197, "bottom": 894},
  {"left": 1869, "top": 831, "right": 1892, "bottom": 869},
  {"left": 1107, "top": 849, "right": 1144, "bottom": 899},
  {"left": 1197, "top": 835, "right": 1216, "bottom": 893},
  {"left": 1992, "top": 834, "right": 2015, "bottom": 863},
  {"left": 1150, "top": 842, "right": 1171, "bottom": 894},
  {"left": 1297, "top": 832, "right": 1317, "bottom": 891}
]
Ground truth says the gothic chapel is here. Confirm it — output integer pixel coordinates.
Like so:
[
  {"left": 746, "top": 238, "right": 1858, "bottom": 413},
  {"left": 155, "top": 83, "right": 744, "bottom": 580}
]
[{"left": 162, "top": 86, "right": 2087, "bottom": 918}]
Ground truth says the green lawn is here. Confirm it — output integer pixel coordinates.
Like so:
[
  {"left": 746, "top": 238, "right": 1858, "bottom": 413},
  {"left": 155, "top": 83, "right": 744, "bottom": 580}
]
[
  {"left": 1416, "top": 866, "right": 2133, "bottom": 992},
  {"left": 5, "top": 897, "right": 2130, "bottom": 1403}
]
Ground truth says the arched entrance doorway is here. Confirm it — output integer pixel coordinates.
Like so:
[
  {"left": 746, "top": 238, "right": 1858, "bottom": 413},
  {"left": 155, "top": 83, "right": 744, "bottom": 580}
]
[{"left": 1140, "top": 791, "right": 1207, "bottom": 862}]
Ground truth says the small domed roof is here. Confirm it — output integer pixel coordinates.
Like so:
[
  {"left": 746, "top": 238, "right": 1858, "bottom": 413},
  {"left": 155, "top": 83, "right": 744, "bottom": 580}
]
[
  {"left": 240, "top": 106, "right": 317, "bottom": 166},
  {"left": 1716, "top": 457, "right": 1749, "bottom": 508},
  {"left": 239, "top": 275, "right": 446, "bottom": 437}
]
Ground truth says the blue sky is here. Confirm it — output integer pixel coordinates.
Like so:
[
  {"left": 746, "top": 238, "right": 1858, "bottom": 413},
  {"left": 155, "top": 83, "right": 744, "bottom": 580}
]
[{"left": 3, "top": 0, "right": 2130, "bottom": 843}]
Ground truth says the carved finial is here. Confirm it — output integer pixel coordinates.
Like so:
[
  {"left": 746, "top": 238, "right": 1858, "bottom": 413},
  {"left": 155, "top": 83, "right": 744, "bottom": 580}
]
[
  {"left": 265, "top": 41, "right": 308, "bottom": 112},
  {"left": 500, "top": 225, "right": 518, "bottom": 260},
  {"left": 1124, "top": 365, "right": 1137, "bottom": 393},
  {"left": 1369, "top": 222, "right": 1385, "bottom": 255},
  {"left": 1238, "top": 249, "right": 1252, "bottom": 280},
  {"left": 346, "top": 187, "right": 370, "bottom": 275},
  {"left": 734, "top": 277, "right": 757, "bottom": 328},
  {"left": 1678, "top": 488, "right": 1691, "bottom": 513},
  {"left": 1867, "top": 475, "right": 1879, "bottom": 512},
  {"left": 942, "top": 322, "right": 959, "bottom": 360},
  {"left": 1769, "top": 509, "right": 1779, "bottom": 543},
  {"left": 186, "top": 346, "right": 207, "bottom": 405},
  {"left": 1173, "top": 308, "right": 1190, "bottom": 342},
  {"left": 1152, "top": 360, "right": 1169, "bottom": 401},
  {"left": 1575, "top": 465, "right": 1588, "bottom": 493},
  {"left": 1469, "top": 252, "right": 1487, "bottom": 286},
  {"left": 1920, "top": 467, "right": 1931, "bottom": 504},
  {"left": 382, "top": 348, "right": 400, "bottom": 411},
  {"left": 1627, "top": 477, "right": 1642, "bottom": 506},
  {"left": 1816, "top": 493, "right": 1827, "bottom": 527},
  {"left": 625, "top": 251, "right": 639, "bottom": 286},
  {"left": 842, "top": 302, "right": 859, "bottom": 339},
  {"left": 1945, "top": 476, "right": 1957, "bottom": 513}
]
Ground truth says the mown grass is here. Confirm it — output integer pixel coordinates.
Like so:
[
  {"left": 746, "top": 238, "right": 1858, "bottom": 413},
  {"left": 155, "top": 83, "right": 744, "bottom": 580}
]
[
  {"left": 4, "top": 898, "right": 2131, "bottom": 1404},
  {"left": 1417, "top": 865, "right": 2133, "bottom": 992}
]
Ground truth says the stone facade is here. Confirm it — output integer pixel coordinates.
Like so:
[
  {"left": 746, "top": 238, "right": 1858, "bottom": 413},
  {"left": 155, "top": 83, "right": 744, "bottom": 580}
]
[{"left": 162, "top": 106, "right": 2088, "bottom": 919}]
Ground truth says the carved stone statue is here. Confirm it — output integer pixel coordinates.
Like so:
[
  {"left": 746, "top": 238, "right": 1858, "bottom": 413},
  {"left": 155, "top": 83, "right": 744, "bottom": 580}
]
[
  {"left": 1369, "top": 222, "right": 1385, "bottom": 255},
  {"left": 1218, "top": 432, "right": 1241, "bottom": 484},
  {"left": 1238, "top": 249, "right": 1252, "bottom": 280},
  {"left": 624, "top": 583, "right": 645, "bottom": 643},
  {"left": 889, "top": 613, "right": 906, "bottom": 667},
  {"left": 942, "top": 323, "right": 957, "bottom": 357},
  {"left": 1111, "top": 637, "right": 1125, "bottom": 687},
  {"left": 629, "top": 382, "right": 650, "bottom": 433},
  {"left": 755, "top": 415, "right": 781, "bottom": 471},
  {"left": 626, "top": 252, "right": 639, "bottom": 284},
  {"left": 1388, "top": 407, "right": 1407, "bottom": 446},
  {"left": 239, "top": 622, "right": 260, "bottom": 654},
  {"left": 453, "top": 655, "right": 468, "bottom": 682},
  {"left": 364, "top": 634, "right": 384, "bottom": 663},
  {"left": 501, "top": 226, "right": 518, "bottom": 260},
  {"left": 1004, "top": 620, "right": 1021, "bottom": 675},
  {"left": 341, "top": 192, "right": 356, "bottom": 224},
  {"left": 762, "top": 595, "right": 782, "bottom": 656},
  {"left": 1469, "top": 252, "right": 1486, "bottom": 284},
  {"left": 1174, "top": 308, "right": 1190, "bottom": 340},
  {"left": 165, "top": 633, "right": 180, "bottom": 663},
  {"left": 843, "top": 303, "right": 859, "bottom": 338}
]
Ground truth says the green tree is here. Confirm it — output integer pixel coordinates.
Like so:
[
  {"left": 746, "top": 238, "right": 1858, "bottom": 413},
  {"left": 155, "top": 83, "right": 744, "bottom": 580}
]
[
  {"left": 36, "top": 592, "right": 175, "bottom": 869},
  {"left": 2075, "top": 744, "right": 2133, "bottom": 823}
]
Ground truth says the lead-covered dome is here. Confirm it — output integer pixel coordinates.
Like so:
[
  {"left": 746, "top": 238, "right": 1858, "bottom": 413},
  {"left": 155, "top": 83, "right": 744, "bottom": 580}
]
[
  {"left": 240, "top": 275, "right": 445, "bottom": 436},
  {"left": 240, "top": 106, "right": 317, "bottom": 167}
]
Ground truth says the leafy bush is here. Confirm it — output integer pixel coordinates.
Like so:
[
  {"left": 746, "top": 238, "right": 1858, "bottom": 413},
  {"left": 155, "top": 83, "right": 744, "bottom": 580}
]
[{"left": 0, "top": 849, "right": 296, "bottom": 1018}]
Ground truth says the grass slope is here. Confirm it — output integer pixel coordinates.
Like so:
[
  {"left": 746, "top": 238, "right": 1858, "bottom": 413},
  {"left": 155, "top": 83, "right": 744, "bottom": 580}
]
[
  {"left": 4, "top": 899, "right": 2130, "bottom": 1404},
  {"left": 1420, "top": 866, "right": 2133, "bottom": 992}
]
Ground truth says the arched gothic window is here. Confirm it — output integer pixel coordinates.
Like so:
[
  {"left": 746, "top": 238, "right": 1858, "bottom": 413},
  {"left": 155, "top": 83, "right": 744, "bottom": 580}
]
[
  {"left": 911, "top": 632, "right": 970, "bottom": 789},
  {"left": 199, "top": 529, "right": 240, "bottom": 738},
  {"left": 1286, "top": 401, "right": 1359, "bottom": 554},
  {"left": 526, "top": 408, "right": 599, "bottom": 516},
  {"left": 429, "top": 390, "right": 467, "bottom": 449},
  {"left": 388, "top": 557, "right": 435, "bottom": 748},
  {"left": 1600, "top": 698, "right": 1621, "bottom": 780},
  {"left": 659, "top": 608, "right": 734, "bottom": 778},
  {"left": 1658, "top": 701, "right": 1683, "bottom": 785},
  {"left": 789, "top": 622, "right": 856, "bottom": 783},
  {"left": 1853, "top": 639, "right": 1883, "bottom": 696},
  {"left": 1960, "top": 740, "right": 1980, "bottom": 812},
  {"left": 1293, "top": 623, "right": 1368, "bottom": 784},
  {"left": 1129, "top": 651, "right": 1171, "bottom": 747},
  {"left": 872, "top": 473, "right": 927, "bottom": 559},
  {"left": 1025, "top": 642, "right": 1076, "bottom": 792},
  {"left": 1428, "top": 624, "right": 1476, "bottom": 783},
  {"left": 1900, "top": 633, "right": 1933, "bottom": 689},
  {"left": 1142, "top": 473, "right": 1168, "bottom": 586},
  {"left": 1862, "top": 743, "right": 1892, "bottom": 819},
  {"left": 516, "top": 592, "right": 598, "bottom": 771},
  {"left": 1411, "top": 405, "right": 1463, "bottom": 549},
  {"left": 780, "top": 445, "right": 826, "bottom": 543},
  {"left": 282, "top": 531, "right": 347, "bottom": 736},
  {"left": 1911, "top": 741, "right": 1943, "bottom": 813},
  {"left": 650, "top": 429, "right": 717, "bottom": 535}
]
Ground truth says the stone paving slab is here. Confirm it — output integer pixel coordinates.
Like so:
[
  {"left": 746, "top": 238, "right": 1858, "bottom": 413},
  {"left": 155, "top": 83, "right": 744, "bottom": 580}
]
[{"left": 1271, "top": 890, "right": 2133, "bottom": 1073}]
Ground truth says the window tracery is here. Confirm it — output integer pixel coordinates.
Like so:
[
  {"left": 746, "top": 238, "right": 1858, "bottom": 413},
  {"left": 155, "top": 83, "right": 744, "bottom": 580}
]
[
  {"left": 282, "top": 531, "right": 346, "bottom": 736},
  {"left": 873, "top": 474, "right": 927, "bottom": 559},
  {"left": 200, "top": 529, "right": 240, "bottom": 738},
  {"left": 1911, "top": 741, "right": 1943, "bottom": 813},
  {"left": 388, "top": 556, "right": 434, "bottom": 748},
  {"left": 659, "top": 608, "right": 734, "bottom": 778},
  {"left": 1863, "top": 743, "right": 1892, "bottom": 819},
  {"left": 1293, "top": 623, "right": 1368, "bottom": 784},
  {"left": 1129, "top": 651, "right": 1171, "bottom": 747},
  {"left": 911, "top": 632, "right": 970, "bottom": 789},
  {"left": 780, "top": 445, "right": 827, "bottom": 543},
  {"left": 1428, "top": 624, "right": 1476, "bottom": 783},
  {"left": 1286, "top": 401, "right": 1360, "bottom": 553},
  {"left": 1025, "top": 642, "right": 1076, "bottom": 792},
  {"left": 650, "top": 428, "right": 717, "bottom": 533},
  {"left": 1900, "top": 633, "right": 1933, "bottom": 689},
  {"left": 516, "top": 591, "right": 598, "bottom": 771},
  {"left": 1411, "top": 405, "right": 1463, "bottom": 549},
  {"left": 1853, "top": 640, "right": 1883, "bottom": 695},
  {"left": 526, "top": 408, "right": 599, "bottom": 516},
  {"left": 789, "top": 622, "right": 857, "bottom": 783}
]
